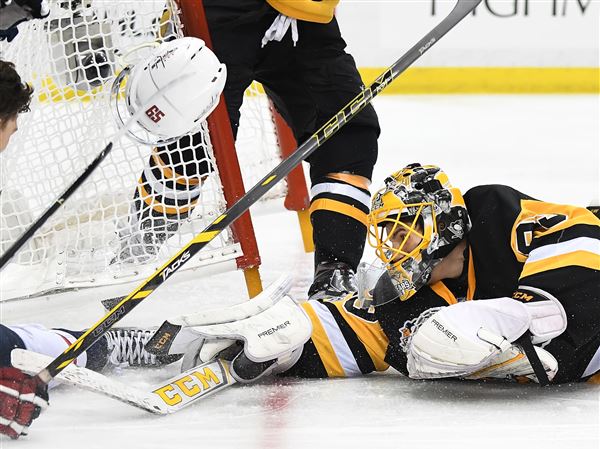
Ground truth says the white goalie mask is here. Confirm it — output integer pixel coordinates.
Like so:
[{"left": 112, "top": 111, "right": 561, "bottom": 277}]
[{"left": 112, "top": 37, "right": 227, "bottom": 145}]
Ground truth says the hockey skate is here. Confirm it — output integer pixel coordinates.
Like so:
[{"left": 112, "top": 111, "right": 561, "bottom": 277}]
[
  {"left": 307, "top": 261, "right": 358, "bottom": 301},
  {"left": 105, "top": 328, "right": 182, "bottom": 367}
]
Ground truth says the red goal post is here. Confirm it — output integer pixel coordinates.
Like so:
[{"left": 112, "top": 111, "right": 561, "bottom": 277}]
[{"left": 176, "top": 0, "right": 313, "bottom": 296}]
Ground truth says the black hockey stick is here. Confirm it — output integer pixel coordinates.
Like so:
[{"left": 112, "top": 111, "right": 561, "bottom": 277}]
[
  {"left": 35, "top": 0, "right": 483, "bottom": 384},
  {"left": 0, "top": 143, "right": 112, "bottom": 270}
]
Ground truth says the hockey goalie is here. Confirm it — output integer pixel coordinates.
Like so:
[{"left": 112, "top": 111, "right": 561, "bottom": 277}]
[{"left": 147, "top": 163, "right": 598, "bottom": 388}]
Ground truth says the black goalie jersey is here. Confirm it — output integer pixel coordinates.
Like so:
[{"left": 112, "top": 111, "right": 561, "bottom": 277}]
[{"left": 285, "top": 185, "right": 600, "bottom": 384}]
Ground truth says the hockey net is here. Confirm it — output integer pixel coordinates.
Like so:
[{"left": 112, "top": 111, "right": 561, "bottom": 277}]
[{"left": 0, "top": 0, "right": 308, "bottom": 301}]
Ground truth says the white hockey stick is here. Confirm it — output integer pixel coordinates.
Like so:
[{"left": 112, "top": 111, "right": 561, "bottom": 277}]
[{"left": 11, "top": 349, "right": 235, "bottom": 415}]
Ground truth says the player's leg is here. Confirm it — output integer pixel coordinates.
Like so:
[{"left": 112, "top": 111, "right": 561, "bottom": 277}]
[
  {"left": 1, "top": 324, "right": 179, "bottom": 373},
  {"left": 258, "top": 18, "right": 380, "bottom": 299},
  {"left": 203, "top": 1, "right": 274, "bottom": 137},
  {"left": 118, "top": 135, "right": 214, "bottom": 263}
]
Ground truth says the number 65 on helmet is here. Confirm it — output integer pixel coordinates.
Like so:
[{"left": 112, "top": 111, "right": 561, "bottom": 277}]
[{"left": 111, "top": 37, "right": 226, "bottom": 145}]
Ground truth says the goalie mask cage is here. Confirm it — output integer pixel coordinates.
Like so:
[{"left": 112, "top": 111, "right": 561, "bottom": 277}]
[{"left": 0, "top": 0, "right": 311, "bottom": 302}]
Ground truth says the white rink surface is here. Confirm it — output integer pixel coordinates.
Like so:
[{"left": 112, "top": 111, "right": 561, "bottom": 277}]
[{"left": 1, "top": 95, "right": 599, "bottom": 448}]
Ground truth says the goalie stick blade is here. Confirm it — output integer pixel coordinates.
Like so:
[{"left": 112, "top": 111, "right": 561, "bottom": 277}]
[
  {"left": 11, "top": 349, "right": 167, "bottom": 414},
  {"left": 150, "top": 358, "right": 235, "bottom": 413},
  {"left": 12, "top": 349, "right": 236, "bottom": 414}
]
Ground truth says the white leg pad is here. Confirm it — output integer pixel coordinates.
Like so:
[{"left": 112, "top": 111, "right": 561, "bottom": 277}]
[{"left": 189, "top": 295, "right": 312, "bottom": 363}]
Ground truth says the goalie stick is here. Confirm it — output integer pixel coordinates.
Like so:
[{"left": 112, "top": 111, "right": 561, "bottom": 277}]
[
  {"left": 11, "top": 276, "right": 290, "bottom": 414},
  {"left": 11, "top": 349, "right": 235, "bottom": 414},
  {"left": 33, "top": 0, "right": 484, "bottom": 387}
]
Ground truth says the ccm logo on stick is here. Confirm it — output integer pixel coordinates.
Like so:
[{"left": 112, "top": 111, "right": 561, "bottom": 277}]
[{"left": 153, "top": 367, "right": 222, "bottom": 406}]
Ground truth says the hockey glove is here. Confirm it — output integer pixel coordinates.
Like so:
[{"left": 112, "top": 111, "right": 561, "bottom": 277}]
[{"left": 0, "top": 367, "right": 48, "bottom": 439}]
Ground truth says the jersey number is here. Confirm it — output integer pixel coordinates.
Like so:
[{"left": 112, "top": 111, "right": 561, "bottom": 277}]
[{"left": 515, "top": 214, "right": 567, "bottom": 255}]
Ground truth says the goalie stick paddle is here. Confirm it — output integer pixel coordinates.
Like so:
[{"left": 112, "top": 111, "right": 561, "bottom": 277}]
[
  {"left": 34, "top": 0, "right": 483, "bottom": 385},
  {"left": 12, "top": 349, "right": 235, "bottom": 414}
]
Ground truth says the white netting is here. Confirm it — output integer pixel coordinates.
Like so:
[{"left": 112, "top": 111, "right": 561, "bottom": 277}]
[{"left": 0, "top": 0, "right": 285, "bottom": 300}]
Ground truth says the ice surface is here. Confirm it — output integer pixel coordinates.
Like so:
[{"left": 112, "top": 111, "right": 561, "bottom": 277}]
[{"left": 1, "top": 95, "right": 599, "bottom": 448}]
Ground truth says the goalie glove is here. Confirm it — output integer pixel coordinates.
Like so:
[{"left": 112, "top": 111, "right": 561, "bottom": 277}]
[
  {"left": 148, "top": 276, "right": 311, "bottom": 383},
  {"left": 406, "top": 290, "right": 566, "bottom": 382},
  {"left": 0, "top": 367, "right": 49, "bottom": 439},
  {"left": 178, "top": 294, "right": 310, "bottom": 383}
]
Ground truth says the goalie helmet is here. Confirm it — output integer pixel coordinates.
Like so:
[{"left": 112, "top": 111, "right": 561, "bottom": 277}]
[
  {"left": 367, "top": 163, "right": 471, "bottom": 302},
  {"left": 112, "top": 37, "right": 226, "bottom": 145}
]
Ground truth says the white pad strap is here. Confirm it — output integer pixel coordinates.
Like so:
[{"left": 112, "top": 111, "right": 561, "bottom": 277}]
[{"left": 517, "top": 286, "right": 567, "bottom": 344}]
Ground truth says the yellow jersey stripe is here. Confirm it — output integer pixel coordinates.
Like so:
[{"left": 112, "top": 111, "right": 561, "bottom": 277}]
[
  {"left": 266, "top": 0, "right": 339, "bottom": 23},
  {"left": 309, "top": 198, "right": 368, "bottom": 226},
  {"left": 326, "top": 173, "right": 370, "bottom": 190},
  {"left": 331, "top": 302, "right": 389, "bottom": 372},
  {"left": 521, "top": 250, "right": 600, "bottom": 279},
  {"left": 301, "top": 302, "right": 345, "bottom": 377},
  {"left": 430, "top": 282, "right": 458, "bottom": 305},
  {"left": 514, "top": 200, "right": 599, "bottom": 239},
  {"left": 152, "top": 152, "right": 201, "bottom": 186},
  {"left": 466, "top": 246, "right": 476, "bottom": 300},
  {"left": 138, "top": 182, "right": 195, "bottom": 215}
]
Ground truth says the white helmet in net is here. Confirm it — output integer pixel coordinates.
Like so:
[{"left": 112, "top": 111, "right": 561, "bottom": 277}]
[{"left": 112, "top": 37, "right": 226, "bottom": 145}]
